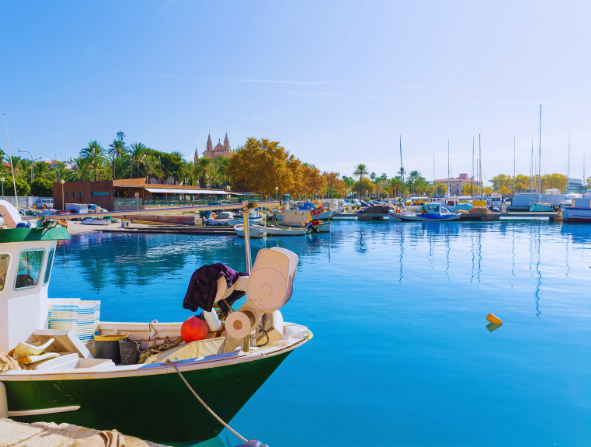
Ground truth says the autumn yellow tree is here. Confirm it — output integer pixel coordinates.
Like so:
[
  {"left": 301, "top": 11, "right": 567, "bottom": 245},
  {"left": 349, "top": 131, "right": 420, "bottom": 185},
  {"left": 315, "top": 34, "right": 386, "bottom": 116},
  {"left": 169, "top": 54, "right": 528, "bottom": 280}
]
[
  {"left": 323, "top": 172, "right": 347, "bottom": 198},
  {"left": 353, "top": 178, "right": 375, "bottom": 196},
  {"left": 299, "top": 163, "right": 326, "bottom": 197},
  {"left": 228, "top": 138, "right": 296, "bottom": 197}
]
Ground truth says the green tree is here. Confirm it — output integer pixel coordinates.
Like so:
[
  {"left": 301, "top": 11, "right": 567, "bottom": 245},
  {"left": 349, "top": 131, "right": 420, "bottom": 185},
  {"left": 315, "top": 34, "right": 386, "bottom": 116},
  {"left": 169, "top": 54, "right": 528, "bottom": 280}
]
[
  {"left": 129, "top": 143, "right": 147, "bottom": 179},
  {"left": 30, "top": 178, "right": 53, "bottom": 196},
  {"left": 353, "top": 164, "right": 369, "bottom": 182},
  {"left": 4, "top": 177, "right": 30, "bottom": 196},
  {"left": 109, "top": 135, "right": 127, "bottom": 180},
  {"left": 80, "top": 140, "right": 107, "bottom": 181}
]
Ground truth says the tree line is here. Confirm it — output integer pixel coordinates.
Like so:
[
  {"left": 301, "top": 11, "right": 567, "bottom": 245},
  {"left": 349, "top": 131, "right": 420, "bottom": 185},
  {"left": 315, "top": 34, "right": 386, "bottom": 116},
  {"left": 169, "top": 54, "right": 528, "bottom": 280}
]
[{"left": 0, "top": 132, "right": 587, "bottom": 199}]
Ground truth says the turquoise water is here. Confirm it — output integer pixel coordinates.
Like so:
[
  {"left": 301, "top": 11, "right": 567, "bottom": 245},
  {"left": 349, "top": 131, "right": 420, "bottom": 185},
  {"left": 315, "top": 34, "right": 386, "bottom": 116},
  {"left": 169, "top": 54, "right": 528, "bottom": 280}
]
[{"left": 49, "top": 221, "right": 591, "bottom": 447}]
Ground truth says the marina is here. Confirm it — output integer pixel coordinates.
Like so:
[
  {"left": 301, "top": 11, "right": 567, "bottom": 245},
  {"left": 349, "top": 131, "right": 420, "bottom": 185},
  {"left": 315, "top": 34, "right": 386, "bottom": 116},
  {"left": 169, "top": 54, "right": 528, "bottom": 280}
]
[{"left": 39, "top": 218, "right": 591, "bottom": 446}]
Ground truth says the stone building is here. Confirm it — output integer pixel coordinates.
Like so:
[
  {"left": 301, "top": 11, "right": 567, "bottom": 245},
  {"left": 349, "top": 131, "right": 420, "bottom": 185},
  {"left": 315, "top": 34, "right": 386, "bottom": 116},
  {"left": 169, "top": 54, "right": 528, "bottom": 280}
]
[
  {"left": 194, "top": 133, "right": 232, "bottom": 161},
  {"left": 433, "top": 173, "right": 481, "bottom": 195}
]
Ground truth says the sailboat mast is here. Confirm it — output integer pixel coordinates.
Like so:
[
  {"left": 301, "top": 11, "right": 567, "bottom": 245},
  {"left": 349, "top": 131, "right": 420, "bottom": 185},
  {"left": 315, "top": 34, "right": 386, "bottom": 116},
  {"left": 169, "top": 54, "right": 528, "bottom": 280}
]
[
  {"left": 567, "top": 134, "right": 570, "bottom": 193},
  {"left": 432, "top": 153, "right": 435, "bottom": 196},
  {"left": 538, "top": 105, "right": 542, "bottom": 197},
  {"left": 399, "top": 134, "right": 404, "bottom": 184},
  {"left": 530, "top": 139, "right": 534, "bottom": 190},
  {"left": 478, "top": 134, "right": 482, "bottom": 196},
  {"left": 513, "top": 135, "right": 516, "bottom": 195},
  {"left": 472, "top": 136, "right": 475, "bottom": 196},
  {"left": 447, "top": 140, "right": 450, "bottom": 197}
]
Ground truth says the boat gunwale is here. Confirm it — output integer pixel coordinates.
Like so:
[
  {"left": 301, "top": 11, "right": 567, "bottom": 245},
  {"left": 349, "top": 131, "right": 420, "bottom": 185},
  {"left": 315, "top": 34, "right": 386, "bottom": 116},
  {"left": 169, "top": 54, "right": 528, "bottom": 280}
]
[{"left": 0, "top": 323, "right": 311, "bottom": 381}]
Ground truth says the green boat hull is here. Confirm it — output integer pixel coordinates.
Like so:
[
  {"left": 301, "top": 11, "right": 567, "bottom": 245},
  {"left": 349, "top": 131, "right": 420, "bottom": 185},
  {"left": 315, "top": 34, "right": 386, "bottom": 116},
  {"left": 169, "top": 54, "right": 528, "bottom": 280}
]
[{"left": 5, "top": 352, "right": 290, "bottom": 444}]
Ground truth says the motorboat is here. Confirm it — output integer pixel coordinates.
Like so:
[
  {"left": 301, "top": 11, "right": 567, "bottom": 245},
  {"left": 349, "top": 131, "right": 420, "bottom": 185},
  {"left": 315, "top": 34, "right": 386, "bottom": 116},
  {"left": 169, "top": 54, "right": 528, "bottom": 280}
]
[
  {"left": 234, "top": 224, "right": 267, "bottom": 238},
  {"left": 562, "top": 197, "right": 591, "bottom": 222},
  {"left": 252, "top": 225, "right": 308, "bottom": 236},
  {"left": 389, "top": 203, "right": 461, "bottom": 222},
  {"left": 203, "top": 211, "right": 234, "bottom": 226},
  {"left": 0, "top": 200, "right": 310, "bottom": 444},
  {"left": 80, "top": 217, "right": 110, "bottom": 226}
]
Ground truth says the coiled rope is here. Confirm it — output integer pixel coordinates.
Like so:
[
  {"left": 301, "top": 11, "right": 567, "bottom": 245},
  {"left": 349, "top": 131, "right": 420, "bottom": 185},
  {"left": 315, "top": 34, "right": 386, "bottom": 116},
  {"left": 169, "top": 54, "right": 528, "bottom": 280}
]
[{"left": 166, "top": 359, "right": 249, "bottom": 443}]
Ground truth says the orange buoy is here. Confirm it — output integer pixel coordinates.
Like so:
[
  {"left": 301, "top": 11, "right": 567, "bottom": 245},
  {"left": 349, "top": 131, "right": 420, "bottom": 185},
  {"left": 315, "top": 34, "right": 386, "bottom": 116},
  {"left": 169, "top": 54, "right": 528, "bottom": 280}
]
[
  {"left": 486, "top": 313, "right": 503, "bottom": 325},
  {"left": 181, "top": 316, "right": 208, "bottom": 343}
]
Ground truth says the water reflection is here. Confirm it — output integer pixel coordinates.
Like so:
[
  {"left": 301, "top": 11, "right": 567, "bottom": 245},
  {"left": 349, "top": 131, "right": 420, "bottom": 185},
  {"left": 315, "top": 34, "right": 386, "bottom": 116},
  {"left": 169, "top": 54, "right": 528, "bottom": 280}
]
[{"left": 52, "top": 221, "right": 589, "bottom": 320}]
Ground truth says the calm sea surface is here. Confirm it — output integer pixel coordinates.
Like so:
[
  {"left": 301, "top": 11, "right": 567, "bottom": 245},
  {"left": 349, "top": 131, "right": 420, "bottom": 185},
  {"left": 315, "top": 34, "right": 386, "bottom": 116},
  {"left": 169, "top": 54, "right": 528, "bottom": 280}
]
[{"left": 49, "top": 221, "right": 591, "bottom": 447}]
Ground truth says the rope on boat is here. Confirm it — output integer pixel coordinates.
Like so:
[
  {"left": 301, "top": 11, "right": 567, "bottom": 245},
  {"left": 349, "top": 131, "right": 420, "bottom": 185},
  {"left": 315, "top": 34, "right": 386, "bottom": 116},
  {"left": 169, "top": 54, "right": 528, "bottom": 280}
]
[{"left": 166, "top": 359, "right": 249, "bottom": 443}]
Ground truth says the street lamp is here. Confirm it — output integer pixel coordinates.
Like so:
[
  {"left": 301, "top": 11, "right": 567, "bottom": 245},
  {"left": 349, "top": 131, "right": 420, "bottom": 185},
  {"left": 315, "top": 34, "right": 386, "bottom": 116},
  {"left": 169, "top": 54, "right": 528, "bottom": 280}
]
[
  {"left": 60, "top": 179, "right": 65, "bottom": 210},
  {"left": 18, "top": 150, "right": 40, "bottom": 183},
  {"left": 275, "top": 186, "right": 278, "bottom": 201}
]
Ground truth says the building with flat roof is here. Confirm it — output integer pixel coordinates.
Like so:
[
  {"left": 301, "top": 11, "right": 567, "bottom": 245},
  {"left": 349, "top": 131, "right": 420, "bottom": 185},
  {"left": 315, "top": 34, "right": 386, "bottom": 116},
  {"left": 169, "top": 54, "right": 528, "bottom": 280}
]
[
  {"left": 433, "top": 173, "right": 481, "bottom": 195},
  {"left": 53, "top": 179, "right": 255, "bottom": 211}
]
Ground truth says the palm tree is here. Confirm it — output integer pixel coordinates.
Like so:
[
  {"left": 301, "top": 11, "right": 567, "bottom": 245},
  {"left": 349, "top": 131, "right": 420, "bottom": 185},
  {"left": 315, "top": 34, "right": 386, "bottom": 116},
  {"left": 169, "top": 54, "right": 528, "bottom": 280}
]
[
  {"left": 193, "top": 158, "right": 214, "bottom": 187},
  {"left": 211, "top": 156, "right": 229, "bottom": 188},
  {"left": 398, "top": 167, "right": 406, "bottom": 184},
  {"left": 129, "top": 143, "right": 147, "bottom": 179},
  {"left": 80, "top": 140, "right": 107, "bottom": 181},
  {"left": 108, "top": 140, "right": 127, "bottom": 180},
  {"left": 52, "top": 161, "right": 68, "bottom": 183},
  {"left": 353, "top": 164, "right": 368, "bottom": 182},
  {"left": 33, "top": 162, "right": 54, "bottom": 181},
  {"left": 67, "top": 157, "right": 92, "bottom": 181}
]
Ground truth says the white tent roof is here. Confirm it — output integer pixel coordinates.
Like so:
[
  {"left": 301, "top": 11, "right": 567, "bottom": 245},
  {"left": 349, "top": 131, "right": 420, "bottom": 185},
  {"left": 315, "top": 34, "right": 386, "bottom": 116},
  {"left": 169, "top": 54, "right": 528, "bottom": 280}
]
[{"left": 145, "top": 188, "right": 228, "bottom": 195}]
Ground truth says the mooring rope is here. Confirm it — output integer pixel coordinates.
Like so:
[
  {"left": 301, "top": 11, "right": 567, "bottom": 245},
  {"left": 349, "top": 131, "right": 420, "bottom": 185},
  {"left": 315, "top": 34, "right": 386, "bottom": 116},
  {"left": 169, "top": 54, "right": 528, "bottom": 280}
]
[{"left": 166, "top": 359, "right": 249, "bottom": 443}]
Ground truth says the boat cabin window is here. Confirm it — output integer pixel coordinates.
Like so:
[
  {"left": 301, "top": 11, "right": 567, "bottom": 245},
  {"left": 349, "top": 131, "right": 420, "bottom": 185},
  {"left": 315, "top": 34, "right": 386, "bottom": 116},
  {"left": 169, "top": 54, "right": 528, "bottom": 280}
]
[
  {"left": 15, "top": 249, "right": 45, "bottom": 290},
  {"left": 0, "top": 254, "right": 10, "bottom": 291},
  {"left": 43, "top": 248, "right": 55, "bottom": 284}
]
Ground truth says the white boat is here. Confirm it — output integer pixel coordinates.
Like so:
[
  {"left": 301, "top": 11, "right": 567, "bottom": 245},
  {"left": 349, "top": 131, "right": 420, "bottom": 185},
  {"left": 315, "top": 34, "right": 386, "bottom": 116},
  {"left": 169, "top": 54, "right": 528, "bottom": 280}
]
[
  {"left": 234, "top": 224, "right": 267, "bottom": 238},
  {"left": 80, "top": 217, "right": 110, "bottom": 225},
  {"left": 253, "top": 225, "right": 308, "bottom": 236},
  {"left": 0, "top": 200, "right": 310, "bottom": 444}
]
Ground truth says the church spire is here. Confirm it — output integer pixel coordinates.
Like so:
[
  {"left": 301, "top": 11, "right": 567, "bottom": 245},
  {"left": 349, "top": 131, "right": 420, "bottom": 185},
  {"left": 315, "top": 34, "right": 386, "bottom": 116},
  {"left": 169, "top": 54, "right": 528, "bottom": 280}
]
[
  {"left": 193, "top": 147, "right": 199, "bottom": 164},
  {"left": 223, "top": 132, "right": 230, "bottom": 150},
  {"left": 206, "top": 133, "right": 213, "bottom": 151}
]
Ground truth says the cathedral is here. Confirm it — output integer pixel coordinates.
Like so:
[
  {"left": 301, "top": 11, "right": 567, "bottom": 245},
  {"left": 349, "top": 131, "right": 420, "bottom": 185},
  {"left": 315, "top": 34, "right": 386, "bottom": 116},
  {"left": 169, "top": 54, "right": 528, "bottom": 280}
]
[{"left": 194, "top": 133, "right": 232, "bottom": 162}]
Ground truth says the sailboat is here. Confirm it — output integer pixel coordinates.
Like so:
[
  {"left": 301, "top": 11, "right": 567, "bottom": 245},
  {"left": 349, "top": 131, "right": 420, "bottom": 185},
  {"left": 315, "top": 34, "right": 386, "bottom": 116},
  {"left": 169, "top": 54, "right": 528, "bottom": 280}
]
[{"left": 0, "top": 200, "right": 311, "bottom": 444}]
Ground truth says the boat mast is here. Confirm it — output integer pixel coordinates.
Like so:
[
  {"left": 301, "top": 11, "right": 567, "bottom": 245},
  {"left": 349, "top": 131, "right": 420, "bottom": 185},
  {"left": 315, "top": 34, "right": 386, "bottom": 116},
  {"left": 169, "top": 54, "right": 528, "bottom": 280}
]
[
  {"left": 432, "top": 153, "right": 435, "bottom": 196},
  {"left": 2, "top": 114, "right": 19, "bottom": 205},
  {"left": 584, "top": 154, "right": 586, "bottom": 194},
  {"left": 472, "top": 136, "right": 475, "bottom": 196},
  {"left": 513, "top": 135, "right": 516, "bottom": 195},
  {"left": 447, "top": 140, "right": 450, "bottom": 197},
  {"left": 538, "top": 105, "right": 542, "bottom": 198},
  {"left": 530, "top": 139, "right": 534, "bottom": 190},
  {"left": 399, "top": 134, "right": 404, "bottom": 185},
  {"left": 478, "top": 134, "right": 482, "bottom": 196},
  {"left": 567, "top": 133, "right": 570, "bottom": 193}
]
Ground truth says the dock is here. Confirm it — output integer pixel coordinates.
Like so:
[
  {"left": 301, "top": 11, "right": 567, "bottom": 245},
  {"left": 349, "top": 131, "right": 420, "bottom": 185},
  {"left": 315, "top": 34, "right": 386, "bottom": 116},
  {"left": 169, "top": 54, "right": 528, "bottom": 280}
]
[{"left": 0, "top": 417, "right": 169, "bottom": 447}]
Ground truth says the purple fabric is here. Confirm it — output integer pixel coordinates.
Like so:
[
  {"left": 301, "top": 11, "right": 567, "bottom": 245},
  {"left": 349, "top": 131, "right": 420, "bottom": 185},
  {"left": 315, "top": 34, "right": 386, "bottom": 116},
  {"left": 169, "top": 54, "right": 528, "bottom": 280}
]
[{"left": 183, "top": 263, "right": 246, "bottom": 313}]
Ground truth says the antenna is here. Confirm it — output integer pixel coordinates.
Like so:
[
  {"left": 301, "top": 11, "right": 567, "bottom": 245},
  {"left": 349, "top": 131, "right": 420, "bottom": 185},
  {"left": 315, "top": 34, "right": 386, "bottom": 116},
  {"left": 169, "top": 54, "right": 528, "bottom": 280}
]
[{"left": 2, "top": 114, "right": 19, "bottom": 206}]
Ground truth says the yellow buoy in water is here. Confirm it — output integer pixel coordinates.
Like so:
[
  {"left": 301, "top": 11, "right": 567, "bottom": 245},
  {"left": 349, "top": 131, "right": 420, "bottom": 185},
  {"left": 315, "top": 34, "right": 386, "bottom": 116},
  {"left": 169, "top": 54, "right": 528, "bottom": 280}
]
[{"left": 486, "top": 313, "right": 503, "bottom": 325}]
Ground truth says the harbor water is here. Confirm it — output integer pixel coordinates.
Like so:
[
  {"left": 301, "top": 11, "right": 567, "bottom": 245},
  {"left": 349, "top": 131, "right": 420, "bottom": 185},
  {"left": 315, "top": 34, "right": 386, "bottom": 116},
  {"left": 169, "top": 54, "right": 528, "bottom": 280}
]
[{"left": 49, "top": 221, "right": 591, "bottom": 446}]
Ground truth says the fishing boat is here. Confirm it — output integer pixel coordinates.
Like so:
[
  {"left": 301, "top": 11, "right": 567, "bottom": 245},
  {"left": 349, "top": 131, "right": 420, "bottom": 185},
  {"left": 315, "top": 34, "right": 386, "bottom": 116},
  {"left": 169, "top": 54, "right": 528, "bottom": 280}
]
[
  {"left": 253, "top": 225, "right": 308, "bottom": 236},
  {"left": 0, "top": 200, "right": 311, "bottom": 444},
  {"left": 204, "top": 211, "right": 234, "bottom": 226},
  {"left": 388, "top": 203, "right": 461, "bottom": 222},
  {"left": 562, "top": 197, "right": 591, "bottom": 222},
  {"left": 234, "top": 224, "right": 266, "bottom": 238}
]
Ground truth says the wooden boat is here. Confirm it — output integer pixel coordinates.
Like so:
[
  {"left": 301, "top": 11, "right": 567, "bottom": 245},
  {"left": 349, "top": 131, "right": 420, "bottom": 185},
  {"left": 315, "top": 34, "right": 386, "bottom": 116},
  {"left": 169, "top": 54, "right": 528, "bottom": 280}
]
[
  {"left": 234, "top": 224, "right": 266, "bottom": 238},
  {"left": 0, "top": 200, "right": 310, "bottom": 444},
  {"left": 252, "top": 225, "right": 308, "bottom": 236},
  {"left": 389, "top": 203, "right": 461, "bottom": 222}
]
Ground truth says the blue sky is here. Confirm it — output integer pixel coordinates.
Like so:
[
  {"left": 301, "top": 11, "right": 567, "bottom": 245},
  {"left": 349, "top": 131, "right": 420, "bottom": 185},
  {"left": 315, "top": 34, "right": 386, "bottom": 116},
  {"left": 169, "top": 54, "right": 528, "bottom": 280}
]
[{"left": 1, "top": 0, "right": 591, "bottom": 183}]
